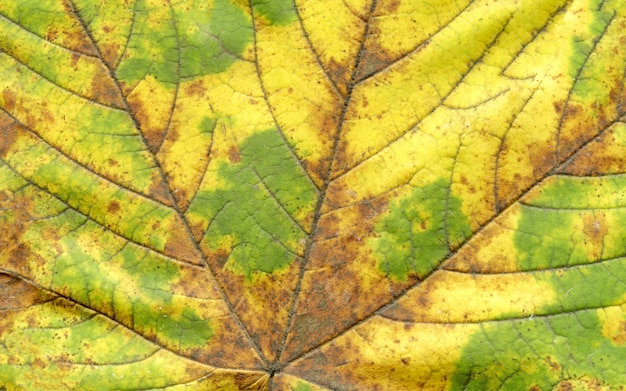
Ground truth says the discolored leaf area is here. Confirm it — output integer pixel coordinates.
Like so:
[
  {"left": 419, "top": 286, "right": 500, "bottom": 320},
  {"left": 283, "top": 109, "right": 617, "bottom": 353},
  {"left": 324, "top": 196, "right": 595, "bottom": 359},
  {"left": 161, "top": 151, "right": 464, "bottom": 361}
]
[{"left": 1, "top": 0, "right": 626, "bottom": 389}]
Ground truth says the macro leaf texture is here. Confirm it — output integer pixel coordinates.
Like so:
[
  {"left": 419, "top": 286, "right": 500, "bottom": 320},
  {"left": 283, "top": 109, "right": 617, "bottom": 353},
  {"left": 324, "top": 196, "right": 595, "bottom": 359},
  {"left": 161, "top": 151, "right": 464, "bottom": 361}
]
[{"left": 1, "top": 0, "right": 626, "bottom": 389}]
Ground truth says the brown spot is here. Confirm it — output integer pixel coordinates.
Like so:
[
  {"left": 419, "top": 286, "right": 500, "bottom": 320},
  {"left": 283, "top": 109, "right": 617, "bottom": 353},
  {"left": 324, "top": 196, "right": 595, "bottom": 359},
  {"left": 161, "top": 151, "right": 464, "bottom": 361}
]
[
  {"left": 167, "top": 126, "right": 180, "bottom": 144},
  {"left": 546, "top": 355, "right": 561, "bottom": 371},
  {"left": 185, "top": 80, "right": 206, "bottom": 97},
  {"left": 327, "top": 57, "right": 350, "bottom": 94},
  {"left": 173, "top": 187, "right": 189, "bottom": 211},
  {"left": 65, "top": 29, "right": 97, "bottom": 56},
  {"left": 529, "top": 143, "right": 556, "bottom": 180},
  {"left": 228, "top": 145, "right": 241, "bottom": 163},
  {"left": 608, "top": 320, "right": 626, "bottom": 345},
  {"left": 163, "top": 220, "right": 204, "bottom": 265},
  {"left": 379, "top": 0, "right": 401, "bottom": 14},
  {"left": 0, "top": 123, "right": 19, "bottom": 158},
  {"left": 354, "top": 44, "right": 395, "bottom": 82},
  {"left": 46, "top": 28, "right": 59, "bottom": 42},
  {"left": 281, "top": 195, "right": 418, "bottom": 363},
  {"left": 2, "top": 89, "right": 16, "bottom": 112},
  {"left": 108, "top": 159, "right": 119, "bottom": 166},
  {"left": 70, "top": 53, "right": 81, "bottom": 68},
  {"left": 0, "top": 193, "right": 42, "bottom": 277},
  {"left": 583, "top": 213, "right": 608, "bottom": 243},
  {"left": 190, "top": 221, "right": 206, "bottom": 242},
  {"left": 557, "top": 381, "right": 573, "bottom": 391},
  {"left": 0, "top": 274, "right": 53, "bottom": 312},
  {"left": 107, "top": 200, "right": 120, "bottom": 213},
  {"left": 91, "top": 70, "right": 125, "bottom": 108},
  {"left": 100, "top": 42, "right": 121, "bottom": 69},
  {"left": 127, "top": 98, "right": 165, "bottom": 153},
  {"left": 559, "top": 126, "right": 626, "bottom": 176},
  {"left": 148, "top": 178, "right": 174, "bottom": 206}
]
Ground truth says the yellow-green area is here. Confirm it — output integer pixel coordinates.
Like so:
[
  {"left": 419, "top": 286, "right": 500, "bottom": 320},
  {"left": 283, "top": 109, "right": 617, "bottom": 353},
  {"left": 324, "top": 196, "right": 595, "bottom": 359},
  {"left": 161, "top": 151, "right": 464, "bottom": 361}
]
[
  {"left": 0, "top": 56, "right": 161, "bottom": 196},
  {"left": 34, "top": 210, "right": 214, "bottom": 350},
  {"left": 3, "top": 132, "right": 177, "bottom": 255},
  {"left": 186, "top": 129, "right": 317, "bottom": 277},
  {"left": 450, "top": 309, "right": 626, "bottom": 390},
  {"left": 0, "top": 165, "right": 215, "bottom": 354},
  {"left": 0, "top": 1, "right": 86, "bottom": 51},
  {"left": 371, "top": 179, "right": 471, "bottom": 280},
  {"left": 0, "top": 298, "right": 218, "bottom": 390}
]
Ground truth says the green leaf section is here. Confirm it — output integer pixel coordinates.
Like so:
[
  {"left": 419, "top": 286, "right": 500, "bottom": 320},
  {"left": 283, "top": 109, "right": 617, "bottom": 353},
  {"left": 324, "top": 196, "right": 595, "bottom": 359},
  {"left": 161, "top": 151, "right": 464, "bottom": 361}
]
[
  {"left": 450, "top": 309, "right": 626, "bottom": 390},
  {"left": 251, "top": 0, "right": 297, "bottom": 25},
  {"left": 293, "top": 381, "right": 314, "bottom": 391},
  {"left": 516, "top": 176, "right": 626, "bottom": 271},
  {"left": 176, "top": 0, "right": 253, "bottom": 78},
  {"left": 0, "top": 298, "right": 213, "bottom": 391},
  {"left": 510, "top": 173, "right": 626, "bottom": 313},
  {"left": 116, "top": 0, "right": 253, "bottom": 85},
  {"left": 187, "top": 129, "right": 317, "bottom": 277},
  {"left": 372, "top": 179, "right": 471, "bottom": 280},
  {"left": 569, "top": 0, "right": 615, "bottom": 98}
]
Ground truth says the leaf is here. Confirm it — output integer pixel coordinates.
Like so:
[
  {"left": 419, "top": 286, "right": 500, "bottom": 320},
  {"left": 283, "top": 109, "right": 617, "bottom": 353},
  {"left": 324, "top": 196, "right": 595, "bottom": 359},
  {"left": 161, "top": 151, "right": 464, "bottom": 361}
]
[{"left": 1, "top": 0, "right": 625, "bottom": 389}]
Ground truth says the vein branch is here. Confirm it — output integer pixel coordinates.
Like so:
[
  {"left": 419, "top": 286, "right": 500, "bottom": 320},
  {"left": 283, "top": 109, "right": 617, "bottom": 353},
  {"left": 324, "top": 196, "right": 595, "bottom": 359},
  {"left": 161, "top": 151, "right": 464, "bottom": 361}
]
[
  {"left": 270, "top": 0, "right": 380, "bottom": 373},
  {"left": 62, "top": 0, "right": 268, "bottom": 365}
]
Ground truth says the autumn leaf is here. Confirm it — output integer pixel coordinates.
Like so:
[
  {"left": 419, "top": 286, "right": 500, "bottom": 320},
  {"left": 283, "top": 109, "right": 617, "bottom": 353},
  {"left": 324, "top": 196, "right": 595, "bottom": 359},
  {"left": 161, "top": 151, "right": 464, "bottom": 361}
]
[{"left": 1, "top": 0, "right": 626, "bottom": 389}]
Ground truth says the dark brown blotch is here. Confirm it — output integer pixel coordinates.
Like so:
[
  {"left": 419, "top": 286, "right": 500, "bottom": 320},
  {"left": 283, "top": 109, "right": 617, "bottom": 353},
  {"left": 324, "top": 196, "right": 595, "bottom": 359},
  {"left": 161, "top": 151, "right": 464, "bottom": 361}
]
[{"left": 106, "top": 200, "right": 120, "bottom": 214}]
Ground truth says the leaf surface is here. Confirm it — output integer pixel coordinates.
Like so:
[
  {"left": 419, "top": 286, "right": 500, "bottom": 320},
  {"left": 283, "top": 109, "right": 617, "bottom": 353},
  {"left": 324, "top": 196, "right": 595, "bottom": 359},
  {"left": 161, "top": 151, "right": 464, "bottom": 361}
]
[{"left": 1, "top": 0, "right": 626, "bottom": 389}]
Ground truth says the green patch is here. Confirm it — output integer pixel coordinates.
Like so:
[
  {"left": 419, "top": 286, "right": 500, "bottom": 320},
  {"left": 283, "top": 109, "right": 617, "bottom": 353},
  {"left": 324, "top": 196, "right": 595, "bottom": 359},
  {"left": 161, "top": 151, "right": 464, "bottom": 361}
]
[
  {"left": 186, "top": 129, "right": 317, "bottom": 278},
  {"left": 513, "top": 206, "right": 583, "bottom": 270},
  {"left": 0, "top": 162, "right": 27, "bottom": 191},
  {"left": 199, "top": 116, "right": 217, "bottom": 134},
  {"left": 372, "top": 179, "right": 471, "bottom": 280},
  {"left": 293, "top": 381, "right": 314, "bottom": 391},
  {"left": 252, "top": 0, "right": 297, "bottom": 25},
  {"left": 450, "top": 310, "right": 626, "bottom": 390},
  {"left": 117, "top": 0, "right": 252, "bottom": 84},
  {"left": 540, "top": 256, "right": 626, "bottom": 314},
  {"left": 134, "top": 301, "right": 214, "bottom": 350},
  {"left": 115, "top": 0, "right": 179, "bottom": 85},
  {"left": 528, "top": 175, "right": 626, "bottom": 209},
  {"left": 568, "top": 3, "right": 614, "bottom": 98},
  {"left": 177, "top": 0, "right": 253, "bottom": 78},
  {"left": 515, "top": 176, "right": 626, "bottom": 271}
]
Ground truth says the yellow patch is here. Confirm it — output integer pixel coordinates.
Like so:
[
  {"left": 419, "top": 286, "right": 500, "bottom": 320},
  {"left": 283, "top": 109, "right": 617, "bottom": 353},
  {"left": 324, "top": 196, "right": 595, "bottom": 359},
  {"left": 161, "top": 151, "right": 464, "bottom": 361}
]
[
  {"left": 384, "top": 269, "right": 556, "bottom": 323},
  {"left": 599, "top": 305, "right": 626, "bottom": 345}
]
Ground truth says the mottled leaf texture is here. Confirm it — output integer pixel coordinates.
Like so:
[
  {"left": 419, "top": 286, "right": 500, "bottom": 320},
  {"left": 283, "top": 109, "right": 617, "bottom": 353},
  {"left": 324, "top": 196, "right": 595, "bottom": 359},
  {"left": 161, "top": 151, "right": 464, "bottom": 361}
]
[{"left": 1, "top": 0, "right": 626, "bottom": 389}]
